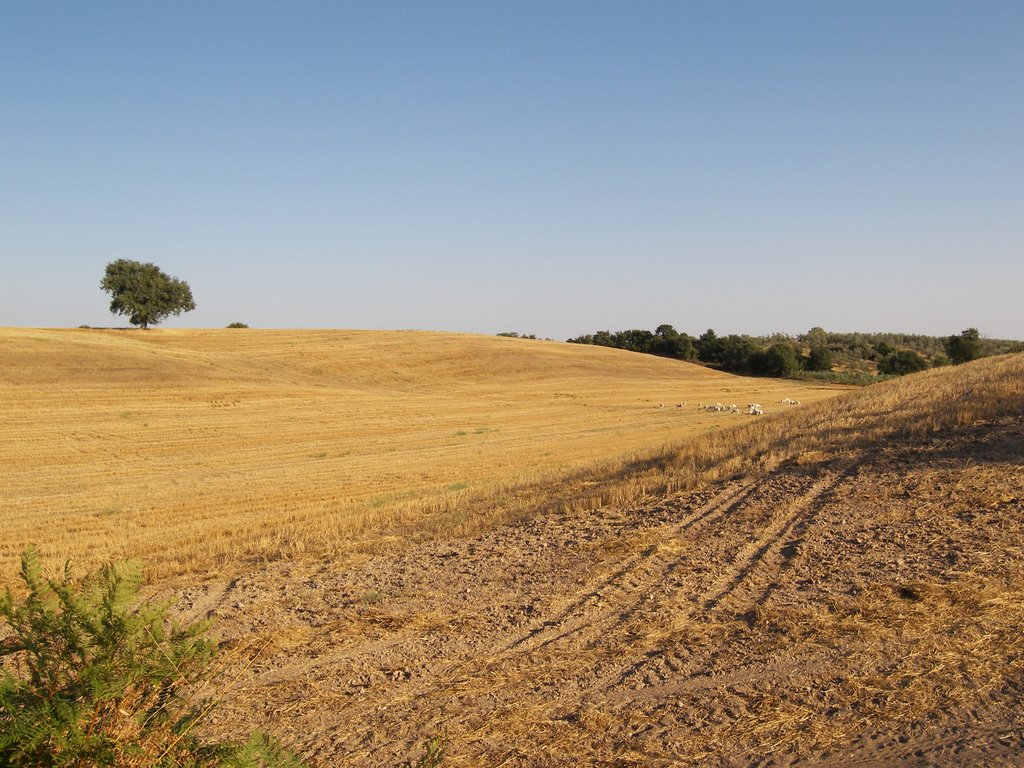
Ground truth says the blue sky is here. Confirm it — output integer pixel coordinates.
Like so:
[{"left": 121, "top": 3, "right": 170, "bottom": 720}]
[{"left": 2, "top": 1, "right": 1021, "bottom": 339}]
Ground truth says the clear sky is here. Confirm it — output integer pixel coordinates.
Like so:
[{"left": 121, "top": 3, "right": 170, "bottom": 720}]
[{"left": 2, "top": 1, "right": 1021, "bottom": 340}]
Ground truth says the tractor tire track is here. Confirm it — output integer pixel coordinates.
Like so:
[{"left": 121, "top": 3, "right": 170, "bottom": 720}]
[
  {"left": 607, "top": 460, "right": 859, "bottom": 693},
  {"left": 498, "top": 478, "right": 760, "bottom": 657}
]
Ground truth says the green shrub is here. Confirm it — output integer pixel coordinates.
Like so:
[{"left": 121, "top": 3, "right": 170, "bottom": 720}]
[
  {"left": 878, "top": 350, "right": 930, "bottom": 376},
  {"left": 749, "top": 342, "right": 800, "bottom": 377},
  {"left": 945, "top": 327, "right": 982, "bottom": 364},
  {"left": 804, "top": 346, "right": 833, "bottom": 372},
  {"left": 0, "top": 550, "right": 304, "bottom": 767},
  {"left": 226, "top": 323, "right": 249, "bottom": 329}
]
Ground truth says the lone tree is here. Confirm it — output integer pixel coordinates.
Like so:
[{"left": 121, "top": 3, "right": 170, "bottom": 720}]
[
  {"left": 945, "top": 327, "right": 982, "bottom": 365},
  {"left": 100, "top": 260, "right": 195, "bottom": 329}
]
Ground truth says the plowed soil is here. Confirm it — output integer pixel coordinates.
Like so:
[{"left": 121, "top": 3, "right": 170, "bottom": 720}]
[{"left": 180, "top": 412, "right": 1024, "bottom": 766}]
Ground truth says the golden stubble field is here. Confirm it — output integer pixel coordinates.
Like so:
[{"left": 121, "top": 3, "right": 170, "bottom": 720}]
[
  {"left": 185, "top": 352, "right": 1024, "bottom": 766},
  {"left": 0, "top": 327, "right": 847, "bottom": 582}
]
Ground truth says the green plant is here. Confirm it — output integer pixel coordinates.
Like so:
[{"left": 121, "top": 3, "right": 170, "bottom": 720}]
[
  {"left": 226, "top": 323, "right": 249, "bottom": 329},
  {"left": 945, "top": 327, "right": 982, "bottom": 364},
  {"left": 878, "top": 350, "right": 930, "bottom": 376},
  {"left": 749, "top": 342, "right": 800, "bottom": 377},
  {"left": 401, "top": 735, "right": 447, "bottom": 768},
  {"left": 804, "top": 346, "right": 833, "bottom": 372},
  {"left": 0, "top": 549, "right": 304, "bottom": 767},
  {"left": 100, "top": 260, "right": 196, "bottom": 329}
]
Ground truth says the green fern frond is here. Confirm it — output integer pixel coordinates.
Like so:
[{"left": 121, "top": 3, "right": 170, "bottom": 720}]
[{"left": 1, "top": 549, "right": 309, "bottom": 768}]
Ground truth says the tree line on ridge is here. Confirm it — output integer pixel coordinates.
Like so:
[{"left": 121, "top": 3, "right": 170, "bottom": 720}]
[{"left": 563, "top": 325, "right": 1022, "bottom": 380}]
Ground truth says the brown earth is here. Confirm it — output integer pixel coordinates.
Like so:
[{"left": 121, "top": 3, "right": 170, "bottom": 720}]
[{"left": 177, "top": 411, "right": 1024, "bottom": 766}]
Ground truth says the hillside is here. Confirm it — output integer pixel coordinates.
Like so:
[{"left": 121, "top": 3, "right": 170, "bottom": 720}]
[
  {"left": 0, "top": 328, "right": 845, "bottom": 581},
  {"left": 177, "top": 353, "right": 1024, "bottom": 766},
  {"left": 2, "top": 330, "right": 1022, "bottom": 764}
]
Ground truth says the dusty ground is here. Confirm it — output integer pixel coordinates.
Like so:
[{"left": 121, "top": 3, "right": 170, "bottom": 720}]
[{"left": 179, "top": 413, "right": 1024, "bottom": 766}]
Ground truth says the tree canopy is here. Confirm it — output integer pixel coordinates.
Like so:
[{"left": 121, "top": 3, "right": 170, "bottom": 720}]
[
  {"left": 945, "top": 327, "right": 982, "bottom": 365},
  {"left": 749, "top": 342, "right": 800, "bottom": 377},
  {"left": 100, "top": 260, "right": 196, "bottom": 329},
  {"left": 878, "top": 350, "right": 931, "bottom": 376},
  {"left": 567, "top": 323, "right": 1019, "bottom": 382},
  {"left": 805, "top": 346, "right": 834, "bottom": 372}
]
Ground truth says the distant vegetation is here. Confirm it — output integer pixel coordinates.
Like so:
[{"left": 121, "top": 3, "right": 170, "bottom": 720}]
[
  {"left": 497, "top": 331, "right": 556, "bottom": 340},
  {"left": 227, "top": 322, "right": 250, "bottom": 329},
  {"left": 567, "top": 324, "right": 1022, "bottom": 381},
  {"left": 100, "top": 260, "right": 196, "bottom": 329}
]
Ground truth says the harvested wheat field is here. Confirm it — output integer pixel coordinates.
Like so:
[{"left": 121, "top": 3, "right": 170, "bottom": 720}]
[
  {"left": 176, "top": 353, "right": 1023, "bottom": 767},
  {"left": 0, "top": 327, "right": 842, "bottom": 581},
  {"left": 3, "top": 330, "right": 1024, "bottom": 766}
]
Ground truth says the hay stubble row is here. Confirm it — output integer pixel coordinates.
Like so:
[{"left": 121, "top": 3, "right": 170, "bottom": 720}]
[{"left": 1, "top": 328, "right": 846, "bottom": 581}]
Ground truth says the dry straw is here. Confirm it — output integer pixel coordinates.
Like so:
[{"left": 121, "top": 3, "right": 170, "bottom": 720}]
[{"left": 2, "top": 327, "right": 1021, "bottom": 589}]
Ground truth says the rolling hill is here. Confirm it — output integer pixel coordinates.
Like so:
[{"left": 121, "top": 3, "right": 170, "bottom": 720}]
[
  {"left": 181, "top": 352, "right": 1023, "bottom": 766},
  {"left": 3, "top": 328, "right": 1022, "bottom": 765},
  {"left": 0, "top": 327, "right": 844, "bottom": 581}
]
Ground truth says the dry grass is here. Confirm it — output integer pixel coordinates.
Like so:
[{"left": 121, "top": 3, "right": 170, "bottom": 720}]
[
  {"left": 564, "top": 349, "right": 1024, "bottom": 508},
  {"left": 0, "top": 327, "right": 847, "bottom": 583},
  {"left": 32, "top": 340, "right": 1010, "bottom": 766}
]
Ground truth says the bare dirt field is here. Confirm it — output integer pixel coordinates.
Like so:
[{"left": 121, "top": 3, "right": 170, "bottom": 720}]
[{"left": 174, "top": 356, "right": 1024, "bottom": 767}]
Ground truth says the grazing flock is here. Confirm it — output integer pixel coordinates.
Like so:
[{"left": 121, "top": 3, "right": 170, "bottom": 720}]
[{"left": 656, "top": 397, "right": 802, "bottom": 416}]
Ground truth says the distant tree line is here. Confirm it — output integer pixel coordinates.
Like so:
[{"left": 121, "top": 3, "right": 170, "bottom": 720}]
[{"left": 566, "top": 325, "right": 1022, "bottom": 379}]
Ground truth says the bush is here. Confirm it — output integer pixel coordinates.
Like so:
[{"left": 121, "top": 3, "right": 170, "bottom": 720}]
[
  {"left": 226, "top": 322, "right": 249, "bottom": 329},
  {"left": 749, "top": 342, "right": 800, "bottom": 377},
  {"left": 945, "top": 327, "right": 982, "bottom": 364},
  {"left": 0, "top": 550, "right": 305, "bottom": 767},
  {"left": 878, "top": 350, "right": 930, "bottom": 376},
  {"left": 805, "top": 346, "right": 833, "bottom": 372}
]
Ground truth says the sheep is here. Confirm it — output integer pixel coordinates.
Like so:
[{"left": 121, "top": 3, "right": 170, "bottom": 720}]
[{"left": 747, "top": 403, "right": 764, "bottom": 415}]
